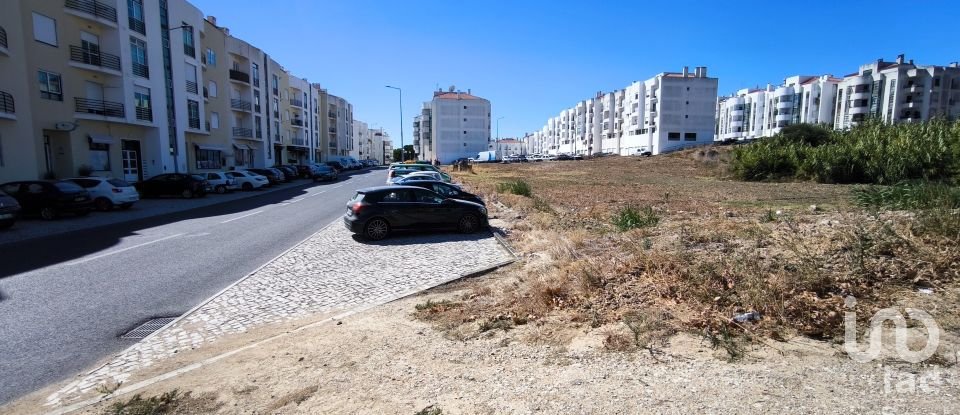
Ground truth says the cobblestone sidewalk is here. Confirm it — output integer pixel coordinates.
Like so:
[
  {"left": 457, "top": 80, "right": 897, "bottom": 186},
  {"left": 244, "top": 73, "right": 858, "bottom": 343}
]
[{"left": 45, "top": 224, "right": 512, "bottom": 407}]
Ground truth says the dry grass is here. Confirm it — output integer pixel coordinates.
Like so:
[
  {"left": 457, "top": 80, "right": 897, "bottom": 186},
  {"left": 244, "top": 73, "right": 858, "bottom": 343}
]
[{"left": 416, "top": 149, "right": 960, "bottom": 358}]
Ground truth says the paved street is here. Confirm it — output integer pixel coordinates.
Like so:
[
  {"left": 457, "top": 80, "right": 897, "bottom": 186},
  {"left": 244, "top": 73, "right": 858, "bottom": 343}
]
[{"left": 0, "top": 169, "right": 387, "bottom": 405}]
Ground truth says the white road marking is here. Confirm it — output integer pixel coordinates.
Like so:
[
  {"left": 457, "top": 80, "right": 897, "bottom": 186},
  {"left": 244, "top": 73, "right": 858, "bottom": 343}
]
[
  {"left": 65, "top": 233, "right": 185, "bottom": 266},
  {"left": 219, "top": 210, "right": 264, "bottom": 224}
]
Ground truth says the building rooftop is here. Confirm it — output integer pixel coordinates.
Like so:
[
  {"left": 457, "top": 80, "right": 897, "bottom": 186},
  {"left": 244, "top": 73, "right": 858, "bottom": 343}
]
[{"left": 434, "top": 92, "right": 484, "bottom": 100}]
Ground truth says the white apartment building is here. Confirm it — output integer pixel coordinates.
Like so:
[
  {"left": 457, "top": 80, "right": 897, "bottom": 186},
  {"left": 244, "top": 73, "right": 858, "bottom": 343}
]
[
  {"left": 717, "top": 75, "right": 840, "bottom": 141},
  {"left": 527, "top": 66, "right": 718, "bottom": 157},
  {"left": 415, "top": 87, "right": 491, "bottom": 164},
  {"left": 495, "top": 138, "right": 524, "bottom": 156},
  {"left": 322, "top": 91, "right": 353, "bottom": 157},
  {"left": 835, "top": 55, "right": 960, "bottom": 129},
  {"left": 370, "top": 128, "right": 388, "bottom": 164}
]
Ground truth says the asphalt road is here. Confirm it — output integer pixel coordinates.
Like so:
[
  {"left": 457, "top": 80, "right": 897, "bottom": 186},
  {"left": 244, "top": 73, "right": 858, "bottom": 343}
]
[{"left": 0, "top": 168, "right": 386, "bottom": 405}]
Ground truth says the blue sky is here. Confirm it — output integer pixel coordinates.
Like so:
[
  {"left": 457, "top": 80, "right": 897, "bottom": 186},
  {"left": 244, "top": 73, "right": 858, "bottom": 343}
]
[{"left": 192, "top": 0, "right": 960, "bottom": 144}]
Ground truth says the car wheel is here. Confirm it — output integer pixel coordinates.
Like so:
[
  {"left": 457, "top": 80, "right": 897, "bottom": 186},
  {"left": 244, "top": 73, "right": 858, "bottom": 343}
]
[
  {"left": 40, "top": 207, "right": 58, "bottom": 220},
  {"left": 94, "top": 197, "right": 113, "bottom": 211},
  {"left": 119, "top": 203, "right": 134, "bottom": 210},
  {"left": 75, "top": 209, "right": 91, "bottom": 217},
  {"left": 457, "top": 214, "right": 480, "bottom": 234},
  {"left": 215, "top": 185, "right": 227, "bottom": 194},
  {"left": 363, "top": 218, "right": 390, "bottom": 241},
  {"left": 181, "top": 189, "right": 194, "bottom": 199},
  {"left": 242, "top": 182, "right": 253, "bottom": 191},
  {"left": 0, "top": 220, "right": 14, "bottom": 230}
]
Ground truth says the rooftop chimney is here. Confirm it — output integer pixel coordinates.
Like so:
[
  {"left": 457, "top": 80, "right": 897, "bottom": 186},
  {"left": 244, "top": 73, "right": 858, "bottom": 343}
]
[
  {"left": 700, "top": 67, "right": 708, "bottom": 77},
  {"left": 909, "top": 59, "right": 914, "bottom": 65},
  {"left": 207, "top": 15, "right": 217, "bottom": 26},
  {"left": 682, "top": 66, "right": 689, "bottom": 77},
  {"left": 467, "top": 88, "right": 471, "bottom": 95},
  {"left": 896, "top": 54, "right": 905, "bottom": 64}
]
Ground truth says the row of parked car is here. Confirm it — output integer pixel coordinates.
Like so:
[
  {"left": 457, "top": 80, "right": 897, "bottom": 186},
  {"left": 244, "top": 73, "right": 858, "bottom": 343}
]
[
  {"left": 0, "top": 160, "right": 380, "bottom": 229},
  {"left": 343, "top": 163, "right": 488, "bottom": 240}
]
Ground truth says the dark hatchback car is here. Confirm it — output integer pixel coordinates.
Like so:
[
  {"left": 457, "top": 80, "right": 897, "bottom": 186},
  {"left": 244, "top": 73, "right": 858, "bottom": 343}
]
[
  {"left": 0, "top": 190, "right": 22, "bottom": 228},
  {"left": 135, "top": 173, "right": 211, "bottom": 198},
  {"left": 399, "top": 180, "right": 484, "bottom": 206},
  {"left": 276, "top": 166, "right": 298, "bottom": 181},
  {"left": 310, "top": 164, "right": 338, "bottom": 182},
  {"left": 325, "top": 161, "right": 345, "bottom": 173},
  {"left": 344, "top": 186, "right": 487, "bottom": 241},
  {"left": 244, "top": 168, "right": 283, "bottom": 185},
  {"left": 0, "top": 181, "right": 93, "bottom": 220}
]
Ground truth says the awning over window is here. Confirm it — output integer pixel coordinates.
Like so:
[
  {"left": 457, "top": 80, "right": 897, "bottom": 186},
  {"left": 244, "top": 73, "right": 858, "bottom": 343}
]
[
  {"left": 233, "top": 144, "right": 252, "bottom": 151},
  {"left": 88, "top": 134, "right": 115, "bottom": 145},
  {"left": 195, "top": 144, "right": 224, "bottom": 151}
]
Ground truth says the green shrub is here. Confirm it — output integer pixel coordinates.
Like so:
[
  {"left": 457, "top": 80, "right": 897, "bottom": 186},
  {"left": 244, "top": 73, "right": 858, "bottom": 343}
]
[
  {"left": 612, "top": 206, "right": 659, "bottom": 231},
  {"left": 496, "top": 180, "right": 532, "bottom": 197},
  {"left": 853, "top": 183, "right": 960, "bottom": 210}
]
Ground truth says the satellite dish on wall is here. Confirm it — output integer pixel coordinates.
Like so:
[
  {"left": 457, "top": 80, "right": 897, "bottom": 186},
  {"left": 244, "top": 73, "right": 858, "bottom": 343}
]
[{"left": 55, "top": 122, "right": 78, "bottom": 131}]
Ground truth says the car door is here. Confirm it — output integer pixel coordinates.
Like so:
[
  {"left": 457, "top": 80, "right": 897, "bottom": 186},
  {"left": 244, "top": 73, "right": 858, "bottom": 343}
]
[
  {"left": 168, "top": 174, "right": 187, "bottom": 195},
  {"left": 377, "top": 189, "right": 419, "bottom": 229},
  {"left": 24, "top": 182, "right": 53, "bottom": 211},
  {"left": 411, "top": 188, "right": 449, "bottom": 228},
  {"left": 145, "top": 174, "right": 166, "bottom": 195}
]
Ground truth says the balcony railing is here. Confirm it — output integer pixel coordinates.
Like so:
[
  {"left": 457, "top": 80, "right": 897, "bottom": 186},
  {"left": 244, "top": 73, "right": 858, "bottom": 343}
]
[
  {"left": 329, "top": 127, "right": 336, "bottom": 133},
  {"left": 290, "top": 118, "right": 304, "bottom": 127},
  {"left": 232, "top": 127, "right": 253, "bottom": 138},
  {"left": 186, "top": 80, "right": 198, "bottom": 94},
  {"left": 290, "top": 137, "right": 307, "bottom": 147},
  {"left": 0, "top": 26, "right": 7, "bottom": 49},
  {"left": 255, "top": 129, "right": 262, "bottom": 139},
  {"left": 328, "top": 111, "right": 336, "bottom": 118},
  {"left": 272, "top": 87, "right": 278, "bottom": 96},
  {"left": 135, "top": 105, "right": 151, "bottom": 121},
  {"left": 289, "top": 98, "right": 303, "bottom": 107},
  {"left": 230, "top": 99, "right": 252, "bottom": 111},
  {"left": 0, "top": 91, "right": 14, "bottom": 114},
  {"left": 188, "top": 117, "right": 200, "bottom": 129},
  {"left": 132, "top": 62, "right": 149, "bottom": 78},
  {"left": 229, "top": 69, "right": 250, "bottom": 84},
  {"left": 75, "top": 97, "right": 124, "bottom": 118},
  {"left": 253, "top": 77, "right": 260, "bottom": 88},
  {"left": 69, "top": 45, "right": 121, "bottom": 71},
  {"left": 129, "top": 17, "right": 145, "bottom": 35},
  {"left": 65, "top": 0, "right": 118, "bottom": 23},
  {"left": 183, "top": 44, "right": 195, "bottom": 58}
]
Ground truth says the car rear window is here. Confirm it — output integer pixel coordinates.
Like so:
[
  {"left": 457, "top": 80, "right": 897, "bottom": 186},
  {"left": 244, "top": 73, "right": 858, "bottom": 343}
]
[
  {"left": 107, "top": 179, "right": 132, "bottom": 187},
  {"left": 54, "top": 181, "right": 84, "bottom": 192}
]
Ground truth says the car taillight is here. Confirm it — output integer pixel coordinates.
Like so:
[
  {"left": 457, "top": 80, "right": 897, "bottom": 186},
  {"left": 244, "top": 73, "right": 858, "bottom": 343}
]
[
  {"left": 351, "top": 203, "right": 364, "bottom": 215},
  {"left": 388, "top": 171, "right": 395, "bottom": 178},
  {"left": 111, "top": 188, "right": 122, "bottom": 193}
]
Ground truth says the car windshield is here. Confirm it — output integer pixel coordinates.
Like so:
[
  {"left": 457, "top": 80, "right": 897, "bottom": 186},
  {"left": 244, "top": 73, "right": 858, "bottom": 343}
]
[
  {"left": 54, "top": 182, "right": 84, "bottom": 192},
  {"left": 191, "top": 175, "right": 206, "bottom": 180},
  {"left": 107, "top": 179, "right": 132, "bottom": 187}
]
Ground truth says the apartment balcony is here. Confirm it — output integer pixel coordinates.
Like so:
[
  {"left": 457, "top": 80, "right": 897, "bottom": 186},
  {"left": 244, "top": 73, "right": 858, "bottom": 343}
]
[
  {"left": 75, "top": 97, "right": 124, "bottom": 119},
  {"left": 185, "top": 80, "right": 198, "bottom": 95},
  {"left": 289, "top": 98, "right": 304, "bottom": 107},
  {"left": 132, "top": 62, "right": 149, "bottom": 79},
  {"left": 904, "top": 99, "right": 923, "bottom": 108},
  {"left": 290, "top": 118, "right": 304, "bottom": 127},
  {"left": 289, "top": 137, "right": 308, "bottom": 147},
  {"left": 0, "top": 26, "right": 7, "bottom": 56},
  {"left": 0, "top": 90, "right": 14, "bottom": 120},
  {"left": 730, "top": 109, "right": 744, "bottom": 116},
  {"left": 230, "top": 98, "right": 252, "bottom": 112},
  {"left": 850, "top": 91, "right": 870, "bottom": 100},
  {"left": 849, "top": 105, "right": 870, "bottom": 114},
  {"left": 328, "top": 127, "right": 337, "bottom": 133},
  {"left": 908, "top": 84, "right": 926, "bottom": 93},
  {"left": 64, "top": 0, "right": 118, "bottom": 27},
  {"left": 232, "top": 127, "right": 254, "bottom": 139},
  {"left": 229, "top": 69, "right": 250, "bottom": 84},
  {"left": 729, "top": 120, "right": 744, "bottom": 128},
  {"left": 188, "top": 117, "right": 200, "bottom": 130},
  {"left": 68, "top": 45, "right": 121, "bottom": 76},
  {"left": 776, "top": 100, "right": 793, "bottom": 109},
  {"left": 128, "top": 16, "right": 145, "bottom": 35},
  {"left": 134, "top": 105, "right": 152, "bottom": 122},
  {"left": 328, "top": 111, "right": 337, "bottom": 118}
]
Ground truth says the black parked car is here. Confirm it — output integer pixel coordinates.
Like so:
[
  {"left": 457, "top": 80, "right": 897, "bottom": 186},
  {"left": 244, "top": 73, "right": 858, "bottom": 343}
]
[
  {"left": 0, "top": 181, "right": 93, "bottom": 220},
  {"left": 310, "top": 164, "right": 338, "bottom": 182},
  {"left": 0, "top": 189, "right": 22, "bottom": 228},
  {"left": 277, "top": 166, "right": 298, "bottom": 181},
  {"left": 344, "top": 186, "right": 488, "bottom": 241},
  {"left": 244, "top": 169, "right": 283, "bottom": 185},
  {"left": 325, "top": 161, "right": 345, "bottom": 173},
  {"left": 135, "top": 174, "right": 211, "bottom": 198},
  {"left": 399, "top": 180, "right": 484, "bottom": 206}
]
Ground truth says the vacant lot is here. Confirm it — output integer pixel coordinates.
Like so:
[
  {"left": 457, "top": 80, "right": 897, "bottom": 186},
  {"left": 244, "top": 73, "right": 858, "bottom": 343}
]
[{"left": 432, "top": 149, "right": 959, "bottom": 358}]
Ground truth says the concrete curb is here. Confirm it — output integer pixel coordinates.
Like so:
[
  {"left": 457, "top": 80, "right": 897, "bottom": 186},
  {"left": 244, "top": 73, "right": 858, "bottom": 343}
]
[{"left": 45, "top": 232, "right": 515, "bottom": 415}]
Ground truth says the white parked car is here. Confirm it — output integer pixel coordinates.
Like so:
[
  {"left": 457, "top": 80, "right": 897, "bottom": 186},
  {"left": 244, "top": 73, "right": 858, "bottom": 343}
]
[
  {"left": 225, "top": 170, "right": 269, "bottom": 191},
  {"left": 66, "top": 177, "right": 139, "bottom": 211},
  {"left": 201, "top": 172, "right": 241, "bottom": 194},
  {"left": 389, "top": 170, "right": 444, "bottom": 184}
]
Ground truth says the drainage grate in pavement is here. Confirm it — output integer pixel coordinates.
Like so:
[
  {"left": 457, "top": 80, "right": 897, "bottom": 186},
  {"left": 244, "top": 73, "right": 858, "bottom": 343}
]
[{"left": 120, "top": 317, "right": 177, "bottom": 339}]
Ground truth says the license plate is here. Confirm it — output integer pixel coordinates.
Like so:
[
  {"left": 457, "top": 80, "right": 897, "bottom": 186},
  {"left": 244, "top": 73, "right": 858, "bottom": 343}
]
[{"left": 0, "top": 213, "right": 12, "bottom": 219}]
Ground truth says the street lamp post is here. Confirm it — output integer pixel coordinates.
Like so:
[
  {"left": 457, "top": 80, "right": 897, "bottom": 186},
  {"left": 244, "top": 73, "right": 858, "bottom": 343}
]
[{"left": 385, "top": 86, "right": 403, "bottom": 162}]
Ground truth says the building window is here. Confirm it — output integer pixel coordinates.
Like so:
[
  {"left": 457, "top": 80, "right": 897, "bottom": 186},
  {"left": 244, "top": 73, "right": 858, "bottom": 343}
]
[
  {"left": 253, "top": 90, "right": 261, "bottom": 112},
  {"left": 207, "top": 80, "right": 217, "bottom": 97},
  {"left": 127, "top": 0, "right": 145, "bottom": 35},
  {"left": 187, "top": 100, "right": 200, "bottom": 129},
  {"left": 251, "top": 63, "right": 260, "bottom": 87},
  {"left": 182, "top": 23, "right": 195, "bottom": 57},
  {"left": 38, "top": 70, "right": 63, "bottom": 101},
  {"left": 255, "top": 116, "right": 262, "bottom": 138},
  {"left": 32, "top": 13, "right": 57, "bottom": 46},
  {"left": 130, "top": 37, "right": 148, "bottom": 78},
  {"left": 196, "top": 149, "right": 222, "bottom": 169},
  {"left": 134, "top": 87, "right": 151, "bottom": 121},
  {"left": 271, "top": 74, "right": 279, "bottom": 95},
  {"left": 272, "top": 98, "right": 279, "bottom": 118},
  {"left": 89, "top": 142, "right": 110, "bottom": 171},
  {"left": 210, "top": 112, "right": 219, "bottom": 129},
  {"left": 667, "top": 132, "right": 681, "bottom": 141},
  {"left": 205, "top": 48, "right": 216, "bottom": 66},
  {"left": 684, "top": 132, "right": 697, "bottom": 141}
]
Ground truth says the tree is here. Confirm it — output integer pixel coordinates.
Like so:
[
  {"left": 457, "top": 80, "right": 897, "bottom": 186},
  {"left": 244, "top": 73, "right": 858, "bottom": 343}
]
[{"left": 392, "top": 145, "right": 417, "bottom": 162}]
